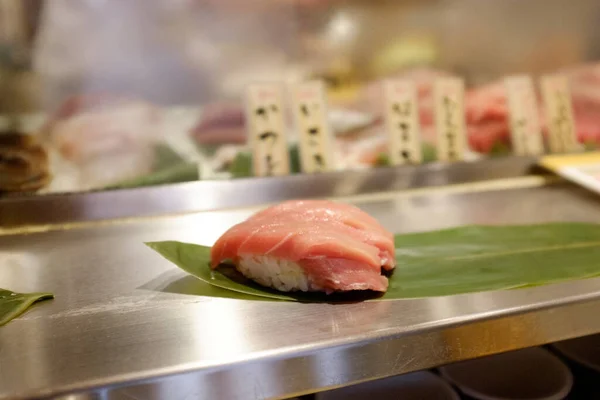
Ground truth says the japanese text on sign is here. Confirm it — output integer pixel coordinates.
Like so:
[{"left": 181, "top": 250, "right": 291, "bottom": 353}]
[
  {"left": 541, "top": 75, "right": 577, "bottom": 154},
  {"left": 290, "top": 81, "right": 335, "bottom": 173},
  {"left": 244, "top": 83, "right": 290, "bottom": 177},
  {"left": 434, "top": 78, "right": 467, "bottom": 162},
  {"left": 382, "top": 80, "right": 422, "bottom": 165},
  {"left": 505, "top": 76, "right": 544, "bottom": 156}
]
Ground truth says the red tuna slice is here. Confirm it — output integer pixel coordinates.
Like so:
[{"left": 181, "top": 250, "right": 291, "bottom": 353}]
[
  {"left": 301, "top": 258, "right": 389, "bottom": 292},
  {"left": 250, "top": 219, "right": 393, "bottom": 271},
  {"left": 252, "top": 200, "right": 393, "bottom": 239},
  {"left": 210, "top": 200, "right": 395, "bottom": 292},
  {"left": 213, "top": 221, "right": 383, "bottom": 268},
  {"left": 251, "top": 200, "right": 395, "bottom": 266},
  {"left": 468, "top": 122, "right": 511, "bottom": 154}
]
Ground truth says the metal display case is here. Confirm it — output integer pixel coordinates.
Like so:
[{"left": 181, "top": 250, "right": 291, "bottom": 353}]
[
  {"left": 2, "top": 0, "right": 600, "bottom": 195},
  {"left": 0, "top": 155, "right": 538, "bottom": 230}
]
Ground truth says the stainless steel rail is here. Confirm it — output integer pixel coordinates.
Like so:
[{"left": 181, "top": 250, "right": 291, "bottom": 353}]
[
  {"left": 2, "top": 180, "right": 600, "bottom": 400},
  {"left": 0, "top": 156, "right": 539, "bottom": 229}
]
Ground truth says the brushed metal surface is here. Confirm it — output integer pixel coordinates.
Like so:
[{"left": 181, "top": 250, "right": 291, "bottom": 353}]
[
  {"left": 0, "top": 156, "right": 539, "bottom": 229},
  {"left": 2, "top": 182, "right": 600, "bottom": 400}
]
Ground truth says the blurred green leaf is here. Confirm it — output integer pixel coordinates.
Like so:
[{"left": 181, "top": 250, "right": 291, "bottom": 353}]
[
  {"left": 489, "top": 140, "right": 512, "bottom": 157},
  {"left": 0, "top": 289, "right": 54, "bottom": 326},
  {"left": 105, "top": 163, "right": 199, "bottom": 190},
  {"left": 229, "top": 144, "right": 302, "bottom": 178}
]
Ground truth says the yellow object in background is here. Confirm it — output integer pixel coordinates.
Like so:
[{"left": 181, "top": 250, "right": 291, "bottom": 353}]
[
  {"left": 322, "top": 35, "right": 439, "bottom": 105},
  {"left": 317, "top": 57, "right": 361, "bottom": 104},
  {"left": 539, "top": 152, "right": 600, "bottom": 196},
  {"left": 369, "top": 35, "right": 439, "bottom": 77},
  {"left": 539, "top": 152, "right": 600, "bottom": 172}
]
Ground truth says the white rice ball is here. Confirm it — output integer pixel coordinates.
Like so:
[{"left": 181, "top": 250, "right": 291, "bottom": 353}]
[{"left": 237, "top": 255, "right": 324, "bottom": 292}]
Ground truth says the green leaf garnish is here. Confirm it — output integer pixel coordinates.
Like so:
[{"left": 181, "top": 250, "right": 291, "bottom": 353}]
[
  {"left": 146, "top": 223, "right": 600, "bottom": 302},
  {"left": 0, "top": 289, "right": 54, "bottom": 326}
]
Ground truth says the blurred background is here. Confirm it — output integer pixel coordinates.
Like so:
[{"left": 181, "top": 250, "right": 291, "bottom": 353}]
[{"left": 2, "top": 0, "right": 600, "bottom": 193}]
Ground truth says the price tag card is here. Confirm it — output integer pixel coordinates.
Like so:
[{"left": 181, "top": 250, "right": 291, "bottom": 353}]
[
  {"left": 434, "top": 77, "right": 467, "bottom": 162},
  {"left": 289, "top": 80, "right": 336, "bottom": 173},
  {"left": 382, "top": 79, "right": 422, "bottom": 165},
  {"left": 504, "top": 75, "right": 544, "bottom": 156},
  {"left": 244, "top": 83, "right": 290, "bottom": 177},
  {"left": 540, "top": 74, "right": 577, "bottom": 154}
]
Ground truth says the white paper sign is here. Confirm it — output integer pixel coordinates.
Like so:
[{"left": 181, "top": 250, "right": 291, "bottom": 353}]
[
  {"left": 289, "top": 81, "right": 335, "bottom": 173},
  {"left": 504, "top": 75, "right": 544, "bottom": 156},
  {"left": 434, "top": 78, "right": 467, "bottom": 162},
  {"left": 382, "top": 80, "right": 422, "bottom": 165},
  {"left": 540, "top": 74, "right": 577, "bottom": 154},
  {"left": 244, "top": 83, "right": 290, "bottom": 177}
]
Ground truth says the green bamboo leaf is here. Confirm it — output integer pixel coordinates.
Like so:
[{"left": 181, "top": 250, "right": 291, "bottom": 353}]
[
  {"left": 145, "top": 241, "right": 293, "bottom": 301},
  {"left": 0, "top": 289, "right": 54, "bottom": 326},
  {"left": 146, "top": 223, "right": 600, "bottom": 302}
]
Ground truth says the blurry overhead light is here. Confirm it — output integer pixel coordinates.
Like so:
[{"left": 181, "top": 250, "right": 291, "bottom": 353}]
[{"left": 326, "top": 11, "right": 357, "bottom": 46}]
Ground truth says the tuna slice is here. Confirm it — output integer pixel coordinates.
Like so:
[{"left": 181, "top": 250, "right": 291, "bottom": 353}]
[{"left": 210, "top": 200, "right": 396, "bottom": 293}]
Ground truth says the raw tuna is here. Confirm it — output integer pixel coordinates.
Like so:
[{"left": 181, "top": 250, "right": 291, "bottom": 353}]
[{"left": 210, "top": 200, "right": 396, "bottom": 293}]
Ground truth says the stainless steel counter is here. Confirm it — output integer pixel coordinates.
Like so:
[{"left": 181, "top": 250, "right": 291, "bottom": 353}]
[
  {"left": 0, "top": 156, "right": 538, "bottom": 229},
  {"left": 2, "top": 179, "right": 600, "bottom": 400}
]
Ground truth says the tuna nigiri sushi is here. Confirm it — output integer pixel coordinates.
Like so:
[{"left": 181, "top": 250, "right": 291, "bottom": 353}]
[{"left": 210, "top": 200, "right": 396, "bottom": 294}]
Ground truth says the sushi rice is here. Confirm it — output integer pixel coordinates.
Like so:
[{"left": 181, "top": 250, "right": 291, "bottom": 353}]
[{"left": 238, "top": 255, "right": 325, "bottom": 292}]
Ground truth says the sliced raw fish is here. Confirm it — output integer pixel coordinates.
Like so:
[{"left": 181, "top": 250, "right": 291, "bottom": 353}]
[{"left": 211, "top": 200, "right": 395, "bottom": 293}]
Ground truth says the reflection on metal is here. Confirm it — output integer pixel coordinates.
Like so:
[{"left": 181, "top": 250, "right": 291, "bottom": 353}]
[
  {"left": 0, "top": 176, "right": 558, "bottom": 238},
  {"left": 0, "top": 156, "right": 540, "bottom": 229},
  {"left": 2, "top": 182, "right": 600, "bottom": 399}
]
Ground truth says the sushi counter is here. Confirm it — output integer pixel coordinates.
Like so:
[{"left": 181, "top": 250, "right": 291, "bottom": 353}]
[{"left": 3, "top": 163, "right": 600, "bottom": 399}]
